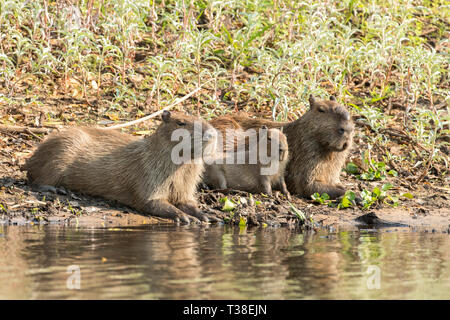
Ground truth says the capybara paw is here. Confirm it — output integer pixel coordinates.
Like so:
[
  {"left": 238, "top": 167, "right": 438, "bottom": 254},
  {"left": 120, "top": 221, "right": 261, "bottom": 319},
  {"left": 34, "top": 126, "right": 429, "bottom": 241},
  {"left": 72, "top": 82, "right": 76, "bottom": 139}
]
[
  {"left": 320, "top": 186, "right": 345, "bottom": 199},
  {"left": 331, "top": 188, "right": 346, "bottom": 199},
  {"left": 285, "top": 192, "right": 292, "bottom": 201},
  {"left": 204, "top": 212, "right": 222, "bottom": 222},
  {"left": 175, "top": 213, "right": 191, "bottom": 224},
  {"left": 186, "top": 214, "right": 201, "bottom": 224},
  {"left": 193, "top": 212, "right": 209, "bottom": 223}
]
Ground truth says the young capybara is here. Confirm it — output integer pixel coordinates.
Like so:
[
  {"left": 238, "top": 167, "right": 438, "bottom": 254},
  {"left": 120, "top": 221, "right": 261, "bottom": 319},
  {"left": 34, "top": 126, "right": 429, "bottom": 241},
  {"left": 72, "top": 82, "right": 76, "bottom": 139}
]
[
  {"left": 21, "top": 111, "right": 217, "bottom": 223},
  {"left": 209, "top": 95, "right": 355, "bottom": 199},
  {"left": 204, "top": 125, "right": 290, "bottom": 197}
]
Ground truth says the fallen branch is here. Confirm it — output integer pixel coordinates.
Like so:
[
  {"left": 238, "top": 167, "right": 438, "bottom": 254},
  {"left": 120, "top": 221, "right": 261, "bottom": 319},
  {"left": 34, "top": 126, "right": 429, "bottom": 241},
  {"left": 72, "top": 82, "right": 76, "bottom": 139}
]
[
  {"left": 25, "top": 128, "right": 44, "bottom": 141},
  {"left": 101, "top": 80, "right": 213, "bottom": 130},
  {"left": 0, "top": 125, "right": 51, "bottom": 135}
]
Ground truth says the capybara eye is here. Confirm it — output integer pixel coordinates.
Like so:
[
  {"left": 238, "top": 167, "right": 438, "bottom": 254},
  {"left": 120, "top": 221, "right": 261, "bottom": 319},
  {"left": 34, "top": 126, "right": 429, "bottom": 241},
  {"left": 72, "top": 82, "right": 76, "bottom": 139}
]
[
  {"left": 318, "top": 108, "right": 325, "bottom": 113},
  {"left": 338, "top": 128, "right": 345, "bottom": 135},
  {"left": 177, "top": 121, "right": 186, "bottom": 126}
]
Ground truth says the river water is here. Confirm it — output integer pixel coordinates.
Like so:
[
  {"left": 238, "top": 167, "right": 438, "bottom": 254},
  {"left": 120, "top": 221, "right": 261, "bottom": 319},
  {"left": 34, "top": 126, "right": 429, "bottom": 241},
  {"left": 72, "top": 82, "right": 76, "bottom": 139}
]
[{"left": 0, "top": 224, "right": 448, "bottom": 299}]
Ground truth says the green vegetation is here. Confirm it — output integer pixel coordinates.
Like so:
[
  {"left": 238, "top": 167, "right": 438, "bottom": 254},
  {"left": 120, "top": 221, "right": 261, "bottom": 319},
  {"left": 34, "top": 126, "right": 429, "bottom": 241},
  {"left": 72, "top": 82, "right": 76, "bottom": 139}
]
[
  {"left": 289, "top": 202, "right": 306, "bottom": 222},
  {"left": 313, "top": 184, "right": 408, "bottom": 210},
  {"left": 346, "top": 152, "right": 398, "bottom": 181},
  {"left": 220, "top": 196, "right": 236, "bottom": 212},
  {"left": 0, "top": 0, "right": 448, "bottom": 193}
]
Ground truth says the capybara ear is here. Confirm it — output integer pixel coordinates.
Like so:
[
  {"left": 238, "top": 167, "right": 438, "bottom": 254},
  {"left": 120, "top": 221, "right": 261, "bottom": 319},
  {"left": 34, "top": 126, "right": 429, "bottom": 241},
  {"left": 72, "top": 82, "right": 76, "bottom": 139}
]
[
  {"left": 309, "top": 95, "right": 316, "bottom": 107},
  {"left": 330, "top": 95, "right": 336, "bottom": 101},
  {"left": 261, "top": 125, "right": 268, "bottom": 130},
  {"left": 162, "top": 110, "right": 171, "bottom": 122}
]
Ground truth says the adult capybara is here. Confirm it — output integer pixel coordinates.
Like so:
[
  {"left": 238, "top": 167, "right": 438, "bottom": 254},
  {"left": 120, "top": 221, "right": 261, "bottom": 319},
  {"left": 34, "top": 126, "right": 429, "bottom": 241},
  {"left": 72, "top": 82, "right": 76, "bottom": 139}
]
[{"left": 22, "top": 111, "right": 217, "bottom": 223}]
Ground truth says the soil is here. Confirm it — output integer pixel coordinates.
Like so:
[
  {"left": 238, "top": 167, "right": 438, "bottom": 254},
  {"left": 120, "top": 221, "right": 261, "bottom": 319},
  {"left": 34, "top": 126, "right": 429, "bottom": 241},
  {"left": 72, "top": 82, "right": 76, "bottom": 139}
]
[{"left": 1, "top": 112, "right": 449, "bottom": 232}]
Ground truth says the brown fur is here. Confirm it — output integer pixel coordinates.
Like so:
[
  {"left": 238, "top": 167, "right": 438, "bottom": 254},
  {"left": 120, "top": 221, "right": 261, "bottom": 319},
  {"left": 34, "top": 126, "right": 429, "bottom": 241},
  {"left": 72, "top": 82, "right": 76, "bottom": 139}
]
[
  {"left": 209, "top": 95, "right": 355, "bottom": 199},
  {"left": 204, "top": 126, "right": 290, "bottom": 197},
  {"left": 22, "top": 111, "right": 217, "bottom": 223}
]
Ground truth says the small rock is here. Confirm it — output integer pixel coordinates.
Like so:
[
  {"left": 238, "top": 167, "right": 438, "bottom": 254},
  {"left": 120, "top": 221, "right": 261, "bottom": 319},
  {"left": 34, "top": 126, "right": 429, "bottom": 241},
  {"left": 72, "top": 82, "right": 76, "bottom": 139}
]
[
  {"left": 35, "top": 185, "right": 57, "bottom": 193},
  {"left": 69, "top": 201, "right": 80, "bottom": 208}
]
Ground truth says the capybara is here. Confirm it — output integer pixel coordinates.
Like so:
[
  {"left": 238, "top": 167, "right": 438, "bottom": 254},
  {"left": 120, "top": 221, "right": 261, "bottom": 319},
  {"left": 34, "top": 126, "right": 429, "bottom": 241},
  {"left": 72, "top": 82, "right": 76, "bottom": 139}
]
[
  {"left": 22, "top": 111, "right": 217, "bottom": 223},
  {"left": 204, "top": 125, "right": 290, "bottom": 197},
  {"left": 209, "top": 95, "right": 354, "bottom": 199}
]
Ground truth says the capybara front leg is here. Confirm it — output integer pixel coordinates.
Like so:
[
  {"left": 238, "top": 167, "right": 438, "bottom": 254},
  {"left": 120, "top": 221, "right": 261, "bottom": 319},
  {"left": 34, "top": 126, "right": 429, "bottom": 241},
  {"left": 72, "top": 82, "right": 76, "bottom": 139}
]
[
  {"left": 217, "top": 169, "right": 227, "bottom": 189},
  {"left": 261, "top": 176, "right": 272, "bottom": 196},
  {"left": 279, "top": 177, "right": 291, "bottom": 200}
]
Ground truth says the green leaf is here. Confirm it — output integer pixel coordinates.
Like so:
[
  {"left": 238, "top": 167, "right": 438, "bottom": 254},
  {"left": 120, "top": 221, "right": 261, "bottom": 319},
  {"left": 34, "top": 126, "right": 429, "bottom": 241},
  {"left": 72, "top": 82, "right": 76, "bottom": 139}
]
[
  {"left": 344, "top": 190, "right": 356, "bottom": 201},
  {"left": 372, "top": 187, "right": 381, "bottom": 197},
  {"left": 361, "top": 189, "right": 371, "bottom": 200},
  {"left": 346, "top": 162, "right": 359, "bottom": 174},
  {"left": 239, "top": 217, "right": 247, "bottom": 227},
  {"left": 311, "top": 193, "right": 321, "bottom": 199},
  {"left": 360, "top": 172, "right": 375, "bottom": 180},
  {"left": 244, "top": 24, "right": 271, "bottom": 48},
  {"left": 388, "top": 170, "right": 398, "bottom": 177},
  {"left": 321, "top": 193, "right": 330, "bottom": 200},
  {"left": 221, "top": 198, "right": 236, "bottom": 212},
  {"left": 311, "top": 193, "right": 323, "bottom": 204},
  {"left": 376, "top": 162, "right": 386, "bottom": 170},
  {"left": 289, "top": 203, "right": 306, "bottom": 222},
  {"left": 339, "top": 196, "right": 352, "bottom": 209},
  {"left": 381, "top": 183, "right": 393, "bottom": 192},
  {"left": 402, "top": 193, "right": 414, "bottom": 199}
]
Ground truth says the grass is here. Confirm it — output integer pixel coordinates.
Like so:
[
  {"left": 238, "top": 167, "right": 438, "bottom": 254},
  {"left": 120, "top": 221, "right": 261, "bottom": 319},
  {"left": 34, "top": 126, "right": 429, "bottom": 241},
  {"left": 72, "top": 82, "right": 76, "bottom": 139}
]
[{"left": 0, "top": 0, "right": 448, "bottom": 182}]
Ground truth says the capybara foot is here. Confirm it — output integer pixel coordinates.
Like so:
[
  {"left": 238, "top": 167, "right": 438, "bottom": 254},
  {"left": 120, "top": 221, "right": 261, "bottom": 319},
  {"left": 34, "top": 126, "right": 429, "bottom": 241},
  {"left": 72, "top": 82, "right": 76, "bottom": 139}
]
[
  {"left": 307, "top": 183, "right": 346, "bottom": 199},
  {"left": 325, "top": 187, "right": 346, "bottom": 199},
  {"left": 176, "top": 202, "right": 211, "bottom": 223},
  {"left": 145, "top": 199, "right": 195, "bottom": 224}
]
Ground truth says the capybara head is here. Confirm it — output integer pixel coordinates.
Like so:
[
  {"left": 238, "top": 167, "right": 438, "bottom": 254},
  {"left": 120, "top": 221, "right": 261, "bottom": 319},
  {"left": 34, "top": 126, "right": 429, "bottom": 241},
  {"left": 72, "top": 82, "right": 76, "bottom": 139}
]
[
  {"left": 157, "top": 110, "right": 217, "bottom": 160},
  {"left": 261, "top": 125, "right": 289, "bottom": 162},
  {"left": 303, "top": 95, "right": 354, "bottom": 152}
]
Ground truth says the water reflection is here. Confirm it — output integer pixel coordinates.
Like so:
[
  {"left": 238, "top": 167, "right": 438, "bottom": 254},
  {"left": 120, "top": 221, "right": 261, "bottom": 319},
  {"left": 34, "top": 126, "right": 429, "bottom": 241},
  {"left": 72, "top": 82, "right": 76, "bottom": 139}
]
[{"left": 0, "top": 225, "right": 448, "bottom": 299}]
